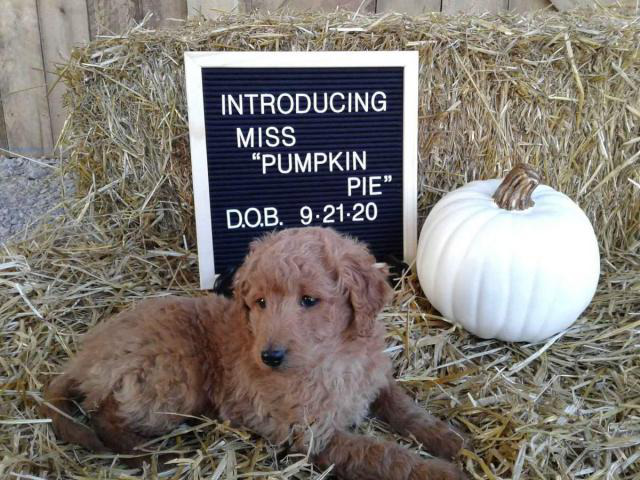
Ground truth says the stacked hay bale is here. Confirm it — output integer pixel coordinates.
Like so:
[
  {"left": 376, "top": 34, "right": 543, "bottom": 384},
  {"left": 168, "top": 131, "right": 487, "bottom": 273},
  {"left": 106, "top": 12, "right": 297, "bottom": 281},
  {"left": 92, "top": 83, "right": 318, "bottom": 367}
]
[
  {"left": 0, "top": 7, "right": 638, "bottom": 479},
  {"left": 61, "top": 8, "right": 639, "bottom": 252}
]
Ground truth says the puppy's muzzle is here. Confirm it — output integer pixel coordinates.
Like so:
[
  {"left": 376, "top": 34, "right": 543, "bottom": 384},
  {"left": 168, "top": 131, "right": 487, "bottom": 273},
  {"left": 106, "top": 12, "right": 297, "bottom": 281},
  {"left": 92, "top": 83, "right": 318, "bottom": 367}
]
[{"left": 261, "top": 347, "right": 286, "bottom": 368}]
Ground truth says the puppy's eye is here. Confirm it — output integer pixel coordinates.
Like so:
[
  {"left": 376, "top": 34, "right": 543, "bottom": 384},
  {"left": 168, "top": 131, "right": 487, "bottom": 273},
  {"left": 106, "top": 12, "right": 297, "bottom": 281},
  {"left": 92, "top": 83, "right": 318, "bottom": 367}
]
[
  {"left": 256, "top": 298, "right": 266, "bottom": 309},
  {"left": 300, "top": 295, "right": 318, "bottom": 308}
]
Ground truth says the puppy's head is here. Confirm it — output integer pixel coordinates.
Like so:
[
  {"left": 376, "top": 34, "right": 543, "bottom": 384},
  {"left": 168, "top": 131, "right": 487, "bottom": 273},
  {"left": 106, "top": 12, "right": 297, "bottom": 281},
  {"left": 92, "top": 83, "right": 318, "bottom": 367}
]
[{"left": 233, "top": 227, "right": 393, "bottom": 371}]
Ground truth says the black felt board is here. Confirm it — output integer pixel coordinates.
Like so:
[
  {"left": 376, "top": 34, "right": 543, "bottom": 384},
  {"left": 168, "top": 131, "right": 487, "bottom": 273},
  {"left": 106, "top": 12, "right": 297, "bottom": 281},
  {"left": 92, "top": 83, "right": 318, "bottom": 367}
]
[{"left": 202, "top": 67, "right": 404, "bottom": 272}]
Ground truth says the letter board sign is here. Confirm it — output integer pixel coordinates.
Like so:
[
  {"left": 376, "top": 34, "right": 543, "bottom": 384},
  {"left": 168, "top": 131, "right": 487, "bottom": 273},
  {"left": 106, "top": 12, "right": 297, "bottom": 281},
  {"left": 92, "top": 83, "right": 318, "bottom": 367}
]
[{"left": 185, "top": 51, "right": 418, "bottom": 289}]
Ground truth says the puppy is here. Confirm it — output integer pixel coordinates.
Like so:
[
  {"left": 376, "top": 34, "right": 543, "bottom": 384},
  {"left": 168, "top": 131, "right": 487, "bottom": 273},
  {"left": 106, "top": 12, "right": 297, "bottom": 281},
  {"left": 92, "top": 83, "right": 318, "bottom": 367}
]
[{"left": 42, "top": 227, "right": 465, "bottom": 479}]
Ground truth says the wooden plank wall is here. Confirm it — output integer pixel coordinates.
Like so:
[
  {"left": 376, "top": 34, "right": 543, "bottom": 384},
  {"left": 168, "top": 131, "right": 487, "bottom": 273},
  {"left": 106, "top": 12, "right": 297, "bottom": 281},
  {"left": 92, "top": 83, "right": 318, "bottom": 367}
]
[
  {"left": 38, "top": 0, "right": 91, "bottom": 146},
  {"left": 1, "top": 0, "right": 566, "bottom": 157},
  {"left": 1, "top": 1, "right": 54, "bottom": 157}
]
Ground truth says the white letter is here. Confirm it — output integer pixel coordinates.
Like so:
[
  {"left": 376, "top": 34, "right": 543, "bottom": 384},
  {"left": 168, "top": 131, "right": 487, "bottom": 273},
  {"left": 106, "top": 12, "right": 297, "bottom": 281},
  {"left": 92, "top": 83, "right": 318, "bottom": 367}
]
[
  {"left": 278, "top": 153, "right": 292, "bottom": 174},
  {"left": 314, "top": 152, "right": 327, "bottom": 172},
  {"left": 329, "top": 151, "right": 343, "bottom": 171},
  {"left": 295, "top": 153, "right": 311, "bottom": 173},
  {"left": 236, "top": 128, "right": 254, "bottom": 148},
  {"left": 226, "top": 209, "right": 243, "bottom": 229},
  {"left": 347, "top": 177, "right": 361, "bottom": 197},
  {"left": 282, "top": 126, "right": 296, "bottom": 147},
  {"left": 262, "top": 153, "right": 276, "bottom": 174},
  {"left": 265, "top": 126, "right": 280, "bottom": 148},
  {"left": 313, "top": 92, "right": 328, "bottom": 113},
  {"left": 329, "top": 92, "right": 345, "bottom": 113},
  {"left": 228, "top": 94, "right": 243, "bottom": 115},
  {"left": 277, "top": 94, "right": 294, "bottom": 114},
  {"left": 263, "top": 207, "right": 279, "bottom": 227},
  {"left": 295, "top": 94, "right": 311, "bottom": 114},
  {"left": 261, "top": 94, "right": 276, "bottom": 114},
  {"left": 352, "top": 151, "right": 367, "bottom": 170},
  {"left": 244, "top": 208, "right": 262, "bottom": 228},
  {"left": 355, "top": 92, "right": 368, "bottom": 112},
  {"left": 371, "top": 91, "right": 387, "bottom": 112},
  {"left": 369, "top": 176, "right": 382, "bottom": 195},
  {"left": 245, "top": 93, "right": 258, "bottom": 114}
]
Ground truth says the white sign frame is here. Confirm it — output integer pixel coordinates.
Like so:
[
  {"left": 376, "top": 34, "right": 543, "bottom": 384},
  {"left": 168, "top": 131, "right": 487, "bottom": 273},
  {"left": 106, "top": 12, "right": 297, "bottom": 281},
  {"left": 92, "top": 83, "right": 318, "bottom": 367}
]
[{"left": 185, "top": 51, "right": 419, "bottom": 289}]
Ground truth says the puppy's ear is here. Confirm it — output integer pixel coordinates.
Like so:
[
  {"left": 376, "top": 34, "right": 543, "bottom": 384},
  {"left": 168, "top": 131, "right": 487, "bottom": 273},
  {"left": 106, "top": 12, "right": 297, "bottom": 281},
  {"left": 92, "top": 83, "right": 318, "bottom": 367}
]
[
  {"left": 338, "top": 248, "right": 394, "bottom": 337},
  {"left": 232, "top": 235, "right": 266, "bottom": 302},
  {"left": 231, "top": 265, "right": 253, "bottom": 332},
  {"left": 232, "top": 264, "right": 251, "bottom": 305}
]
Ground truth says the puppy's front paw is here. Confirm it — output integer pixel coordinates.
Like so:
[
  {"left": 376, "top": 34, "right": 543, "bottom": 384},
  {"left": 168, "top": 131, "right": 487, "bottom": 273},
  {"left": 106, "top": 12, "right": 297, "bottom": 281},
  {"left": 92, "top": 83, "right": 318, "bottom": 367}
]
[
  {"left": 413, "top": 421, "right": 465, "bottom": 460},
  {"left": 409, "top": 458, "right": 466, "bottom": 480},
  {"left": 432, "top": 424, "right": 465, "bottom": 459}
]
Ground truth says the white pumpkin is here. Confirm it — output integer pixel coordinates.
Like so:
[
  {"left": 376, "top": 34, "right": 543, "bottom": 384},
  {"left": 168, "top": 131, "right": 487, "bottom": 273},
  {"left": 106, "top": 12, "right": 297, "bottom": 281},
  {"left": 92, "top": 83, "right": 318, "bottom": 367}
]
[{"left": 417, "top": 164, "right": 600, "bottom": 342}]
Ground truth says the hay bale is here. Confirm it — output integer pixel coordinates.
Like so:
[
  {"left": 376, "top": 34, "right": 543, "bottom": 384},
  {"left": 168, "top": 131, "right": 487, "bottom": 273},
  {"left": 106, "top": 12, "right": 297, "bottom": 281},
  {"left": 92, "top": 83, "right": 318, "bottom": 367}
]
[
  {"left": 1, "top": 7, "right": 639, "bottom": 480},
  {"left": 60, "top": 7, "right": 639, "bottom": 252}
]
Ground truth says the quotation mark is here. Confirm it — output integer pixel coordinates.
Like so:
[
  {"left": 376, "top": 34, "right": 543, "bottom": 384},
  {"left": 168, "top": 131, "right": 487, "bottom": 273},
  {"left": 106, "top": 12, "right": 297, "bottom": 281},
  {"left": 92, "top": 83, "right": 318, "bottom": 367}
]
[
  {"left": 252, "top": 153, "right": 261, "bottom": 161},
  {"left": 384, "top": 175, "right": 393, "bottom": 183}
]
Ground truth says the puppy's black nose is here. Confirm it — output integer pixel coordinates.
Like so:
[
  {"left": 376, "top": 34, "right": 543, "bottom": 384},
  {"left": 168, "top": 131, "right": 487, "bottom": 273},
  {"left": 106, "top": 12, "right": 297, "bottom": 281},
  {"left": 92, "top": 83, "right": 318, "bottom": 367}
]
[{"left": 261, "top": 348, "right": 286, "bottom": 367}]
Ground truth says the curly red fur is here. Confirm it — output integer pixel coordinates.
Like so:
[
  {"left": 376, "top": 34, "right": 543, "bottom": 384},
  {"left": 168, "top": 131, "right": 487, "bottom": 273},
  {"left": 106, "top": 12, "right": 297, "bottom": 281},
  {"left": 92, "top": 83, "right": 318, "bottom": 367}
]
[{"left": 42, "top": 227, "right": 465, "bottom": 479}]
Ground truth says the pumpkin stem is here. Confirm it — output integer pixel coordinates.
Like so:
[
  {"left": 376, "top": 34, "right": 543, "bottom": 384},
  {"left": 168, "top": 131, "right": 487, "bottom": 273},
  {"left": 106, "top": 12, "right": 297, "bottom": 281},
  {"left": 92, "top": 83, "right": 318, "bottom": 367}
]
[{"left": 492, "top": 163, "right": 541, "bottom": 211}]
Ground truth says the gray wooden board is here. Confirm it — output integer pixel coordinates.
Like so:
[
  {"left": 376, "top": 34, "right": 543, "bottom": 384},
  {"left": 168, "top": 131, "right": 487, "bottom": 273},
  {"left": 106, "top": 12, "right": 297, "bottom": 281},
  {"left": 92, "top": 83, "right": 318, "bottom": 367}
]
[
  {"left": 509, "top": 0, "right": 552, "bottom": 11},
  {"left": 0, "top": 0, "right": 53, "bottom": 156},
  {"left": 38, "top": 0, "right": 91, "bottom": 144},
  {"left": 550, "top": 0, "right": 618, "bottom": 9},
  {"left": 241, "top": 0, "right": 375, "bottom": 12},
  {"left": 141, "top": 0, "right": 188, "bottom": 28},
  {"left": 187, "top": 0, "right": 203, "bottom": 15},
  {"left": 187, "top": 0, "right": 239, "bottom": 17},
  {"left": 87, "top": 0, "right": 141, "bottom": 38},
  {"left": 377, "top": 0, "right": 441, "bottom": 14},
  {"left": 442, "top": 0, "right": 508, "bottom": 13},
  {"left": 0, "top": 91, "right": 7, "bottom": 150}
]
